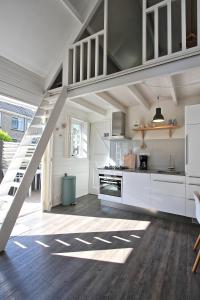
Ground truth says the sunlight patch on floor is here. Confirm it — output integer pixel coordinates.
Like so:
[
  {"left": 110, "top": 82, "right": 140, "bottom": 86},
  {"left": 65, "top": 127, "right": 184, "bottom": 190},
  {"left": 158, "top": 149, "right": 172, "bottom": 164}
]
[
  {"left": 52, "top": 248, "right": 133, "bottom": 264},
  {"left": 13, "top": 241, "right": 27, "bottom": 249},
  {"left": 20, "top": 214, "right": 151, "bottom": 236}
]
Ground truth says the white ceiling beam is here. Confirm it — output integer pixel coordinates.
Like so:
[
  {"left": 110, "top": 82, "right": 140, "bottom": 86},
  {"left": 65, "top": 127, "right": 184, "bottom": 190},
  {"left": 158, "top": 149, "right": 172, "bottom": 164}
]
[
  {"left": 127, "top": 85, "right": 150, "bottom": 110},
  {"left": 71, "top": 97, "right": 106, "bottom": 115},
  {"left": 60, "top": 0, "right": 83, "bottom": 23},
  {"left": 96, "top": 92, "right": 127, "bottom": 112},
  {"left": 168, "top": 75, "right": 178, "bottom": 105}
]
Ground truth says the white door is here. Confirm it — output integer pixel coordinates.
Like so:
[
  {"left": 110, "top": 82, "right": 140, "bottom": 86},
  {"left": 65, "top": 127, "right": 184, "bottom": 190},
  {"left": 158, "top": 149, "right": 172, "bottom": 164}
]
[
  {"left": 89, "top": 121, "right": 111, "bottom": 195},
  {"left": 186, "top": 124, "right": 200, "bottom": 177}
]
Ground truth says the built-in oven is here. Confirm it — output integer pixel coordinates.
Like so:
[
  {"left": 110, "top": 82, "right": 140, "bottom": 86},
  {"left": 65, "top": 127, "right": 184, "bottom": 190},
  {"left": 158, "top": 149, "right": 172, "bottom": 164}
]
[{"left": 99, "top": 174, "right": 122, "bottom": 198}]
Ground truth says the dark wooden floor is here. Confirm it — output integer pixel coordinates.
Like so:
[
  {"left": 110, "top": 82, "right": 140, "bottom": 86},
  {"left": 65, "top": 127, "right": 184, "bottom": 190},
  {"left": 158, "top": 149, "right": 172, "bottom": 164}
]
[{"left": 0, "top": 194, "right": 200, "bottom": 300}]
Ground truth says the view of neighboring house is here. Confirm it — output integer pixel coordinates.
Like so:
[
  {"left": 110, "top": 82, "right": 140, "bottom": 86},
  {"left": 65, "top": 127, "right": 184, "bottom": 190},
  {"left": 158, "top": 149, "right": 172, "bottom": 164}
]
[{"left": 0, "top": 100, "right": 34, "bottom": 142}]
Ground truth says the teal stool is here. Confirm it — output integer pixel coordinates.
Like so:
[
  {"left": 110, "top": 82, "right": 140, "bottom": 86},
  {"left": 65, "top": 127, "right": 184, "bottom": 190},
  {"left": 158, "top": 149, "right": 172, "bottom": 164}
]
[{"left": 62, "top": 175, "right": 76, "bottom": 206}]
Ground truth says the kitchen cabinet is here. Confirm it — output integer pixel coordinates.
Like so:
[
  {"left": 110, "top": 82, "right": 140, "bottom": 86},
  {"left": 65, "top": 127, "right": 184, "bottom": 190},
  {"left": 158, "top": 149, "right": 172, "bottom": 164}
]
[
  {"left": 123, "top": 172, "right": 151, "bottom": 209},
  {"left": 185, "top": 105, "right": 200, "bottom": 218},
  {"left": 150, "top": 174, "right": 186, "bottom": 216},
  {"left": 185, "top": 124, "right": 200, "bottom": 177},
  {"left": 186, "top": 177, "right": 200, "bottom": 218},
  {"left": 185, "top": 104, "right": 200, "bottom": 125}
]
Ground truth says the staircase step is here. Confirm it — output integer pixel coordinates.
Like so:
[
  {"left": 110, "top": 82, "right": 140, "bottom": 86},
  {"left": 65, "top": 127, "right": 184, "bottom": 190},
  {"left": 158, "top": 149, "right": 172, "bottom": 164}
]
[
  {"left": 19, "top": 145, "right": 37, "bottom": 149},
  {"left": 25, "top": 134, "right": 41, "bottom": 138},
  {"left": 4, "top": 181, "right": 21, "bottom": 188},
  {"left": 0, "top": 195, "right": 14, "bottom": 203},
  {"left": 39, "top": 106, "right": 53, "bottom": 111},
  {"left": 30, "top": 124, "right": 45, "bottom": 128},
  {"left": 35, "top": 110, "right": 49, "bottom": 116}
]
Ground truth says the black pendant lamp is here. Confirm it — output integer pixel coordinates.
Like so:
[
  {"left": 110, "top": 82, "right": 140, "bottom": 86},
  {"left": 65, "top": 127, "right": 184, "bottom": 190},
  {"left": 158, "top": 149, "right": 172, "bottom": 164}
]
[{"left": 152, "top": 96, "right": 165, "bottom": 123}]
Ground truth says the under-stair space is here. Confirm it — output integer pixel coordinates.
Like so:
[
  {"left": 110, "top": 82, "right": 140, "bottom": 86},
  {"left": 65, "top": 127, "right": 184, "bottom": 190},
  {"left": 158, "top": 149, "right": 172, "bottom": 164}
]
[{"left": 0, "top": 86, "right": 68, "bottom": 252}]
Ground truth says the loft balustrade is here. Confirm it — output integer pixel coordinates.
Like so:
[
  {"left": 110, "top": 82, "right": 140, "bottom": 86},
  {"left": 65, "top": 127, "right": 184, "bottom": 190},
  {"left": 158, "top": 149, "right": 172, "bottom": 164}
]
[
  {"left": 68, "top": 29, "right": 106, "bottom": 84},
  {"left": 67, "top": 0, "right": 200, "bottom": 85}
]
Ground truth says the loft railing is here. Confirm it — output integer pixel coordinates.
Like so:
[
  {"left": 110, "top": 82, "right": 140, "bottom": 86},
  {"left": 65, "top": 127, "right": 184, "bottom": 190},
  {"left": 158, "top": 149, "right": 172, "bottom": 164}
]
[
  {"left": 68, "top": 29, "right": 106, "bottom": 84},
  {"left": 67, "top": 0, "right": 200, "bottom": 85},
  {"left": 143, "top": 0, "right": 200, "bottom": 63},
  {"left": 67, "top": 0, "right": 108, "bottom": 85}
]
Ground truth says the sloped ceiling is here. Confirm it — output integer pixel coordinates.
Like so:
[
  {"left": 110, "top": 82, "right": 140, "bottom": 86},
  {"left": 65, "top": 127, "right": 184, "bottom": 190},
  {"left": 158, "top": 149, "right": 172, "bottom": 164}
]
[
  {"left": 0, "top": 0, "right": 97, "bottom": 78},
  {"left": 68, "top": 0, "right": 99, "bottom": 21}
]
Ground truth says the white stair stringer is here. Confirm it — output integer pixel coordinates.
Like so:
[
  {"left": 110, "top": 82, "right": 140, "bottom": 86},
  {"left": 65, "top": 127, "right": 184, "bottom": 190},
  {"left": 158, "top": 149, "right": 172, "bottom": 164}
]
[{"left": 0, "top": 86, "right": 68, "bottom": 252}]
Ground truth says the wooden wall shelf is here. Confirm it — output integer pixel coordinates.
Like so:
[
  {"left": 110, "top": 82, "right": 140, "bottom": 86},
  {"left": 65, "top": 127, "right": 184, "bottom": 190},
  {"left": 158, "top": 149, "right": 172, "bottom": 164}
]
[{"left": 133, "top": 125, "right": 179, "bottom": 138}]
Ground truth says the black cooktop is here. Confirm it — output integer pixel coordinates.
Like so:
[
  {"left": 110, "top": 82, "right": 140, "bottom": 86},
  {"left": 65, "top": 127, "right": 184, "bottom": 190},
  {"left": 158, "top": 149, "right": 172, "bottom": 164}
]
[{"left": 104, "top": 165, "right": 129, "bottom": 170}]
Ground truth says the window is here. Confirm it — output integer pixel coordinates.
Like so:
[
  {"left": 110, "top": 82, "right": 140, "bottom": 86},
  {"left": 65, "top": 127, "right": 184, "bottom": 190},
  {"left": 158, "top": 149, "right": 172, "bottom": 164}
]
[
  {"left": 70, "top": 118, "right": 88, "bottom": 158},
  {"left": 11, "top": 116, "right": 25, "bottom": 131}
]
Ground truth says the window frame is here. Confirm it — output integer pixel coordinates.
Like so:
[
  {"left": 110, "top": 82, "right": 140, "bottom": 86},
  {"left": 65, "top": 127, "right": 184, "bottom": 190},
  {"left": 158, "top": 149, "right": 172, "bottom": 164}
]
[
  {"left": 70, "top": 117, "right": 88, "bottom": 159},
  {"left": 11, "top": 116, "right": 25, "bottom": 131}
]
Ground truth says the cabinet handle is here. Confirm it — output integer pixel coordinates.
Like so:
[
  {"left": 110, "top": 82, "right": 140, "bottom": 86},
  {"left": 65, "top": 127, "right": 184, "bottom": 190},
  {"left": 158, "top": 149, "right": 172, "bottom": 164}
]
[
  {"left": 188, "top": 198, "right": 195, "bottom": 201},
  {"left": 188, "top": 183, "right": 200, "bottom": 187},
  {"left": 186, "top": 135, "right": 188, "bottom": 165},
  {"left": 188, "top": 176, "right": 200, "bottom": 179},
  {"left": 153, "top": 179, "right": 184, "bottom": 184}
]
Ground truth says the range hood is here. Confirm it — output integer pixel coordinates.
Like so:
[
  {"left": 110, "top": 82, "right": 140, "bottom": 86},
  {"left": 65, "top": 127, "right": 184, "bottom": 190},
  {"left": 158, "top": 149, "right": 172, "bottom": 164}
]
[{"left": 109, "top": 111, "right": 130, "bottom": 140}]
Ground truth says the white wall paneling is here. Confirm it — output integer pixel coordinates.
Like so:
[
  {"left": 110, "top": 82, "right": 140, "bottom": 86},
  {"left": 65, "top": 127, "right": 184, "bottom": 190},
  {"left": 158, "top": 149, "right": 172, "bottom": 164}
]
[
  {"left": 51, "top": 102, "right": 90, "bottom": 206},
  {"left": 88, "top": 120, "right": 111, "bottom": 194}
]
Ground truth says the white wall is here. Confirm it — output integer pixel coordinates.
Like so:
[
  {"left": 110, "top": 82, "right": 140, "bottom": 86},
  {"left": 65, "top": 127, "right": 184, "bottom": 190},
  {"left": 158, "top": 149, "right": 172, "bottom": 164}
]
[{"left": 51, "top": 102, "right": 90, "bottom": 206}]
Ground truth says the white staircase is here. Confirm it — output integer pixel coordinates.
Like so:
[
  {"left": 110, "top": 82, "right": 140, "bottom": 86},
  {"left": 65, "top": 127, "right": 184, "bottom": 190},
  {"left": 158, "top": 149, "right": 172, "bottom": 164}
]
[{"left": 0, "top": 86, "right": 68, "bottom": 252}]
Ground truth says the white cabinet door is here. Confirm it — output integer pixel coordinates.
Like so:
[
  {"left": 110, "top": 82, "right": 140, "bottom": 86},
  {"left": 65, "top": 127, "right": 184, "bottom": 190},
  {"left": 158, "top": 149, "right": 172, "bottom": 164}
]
[
  {"left": 150, "top": 174, "right": 186, "bottom": 216},
  {"left": 186, "top": 177, "right": 200, "bottom": 218},
  {"left": 186, "top": 124, "right": 200, "bottom": 177},
  {"left": 185, "top": 105, "right": 200, "bottom": 125},
  {"left": 123, "top": 172, "right": 151, "bottom": 209}
]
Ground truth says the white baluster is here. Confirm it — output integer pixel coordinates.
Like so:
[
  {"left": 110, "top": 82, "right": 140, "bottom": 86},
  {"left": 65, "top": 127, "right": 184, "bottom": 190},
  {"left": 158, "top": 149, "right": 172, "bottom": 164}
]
[
  {"left": 181, "top": 0, "right": 186, "bottom": 50},
  {"left": 154, "top": 7, "right": 159, "bottom": 58},
  {"left": 197, "top": 0, "right": 200, "bottom": 47},
  {"left": 73, "top": 46, "right": 77, "bottom": 83},
  {"left": 80, "top": 43, "right": 84, "bottom": 82},
  {"left": 103, "top": 0, "right": 108, "bottom": 75},
  {"left": 167, "top": 0, "right": 172, "bottom": 55},
  {"left": 87, "top": 40, "right": 91, "bottom": 79},
  {"left": 95, "top": 35, "right": 99, "bottom": 77},
  {"left": 142, "top": 0, "right": 147, "bottom": 63}
]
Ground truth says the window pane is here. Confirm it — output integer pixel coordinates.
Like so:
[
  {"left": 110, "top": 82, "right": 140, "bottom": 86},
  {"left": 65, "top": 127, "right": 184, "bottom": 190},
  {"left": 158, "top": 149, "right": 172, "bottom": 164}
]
[
  {"left": 11, "top": 117, "right": 25, "bottom": 131},
  {"left": 71, "top": 120, "right": 82, "bottom": 157},
  {"left": 11, "top": 117, "right": 18, "bottom": 129},
  {"left": 18, "top": 118, "right": 25, "bottom": 131}
]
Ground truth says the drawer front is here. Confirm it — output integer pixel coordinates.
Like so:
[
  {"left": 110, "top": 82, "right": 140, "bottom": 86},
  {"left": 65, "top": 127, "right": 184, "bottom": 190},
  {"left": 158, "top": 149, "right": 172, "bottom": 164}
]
[
  {"left": 151, "top": 174, "right": 185, "bottom": 197},
  {"left": 186, "top": 176, "right": 200, "bottom": 186}
]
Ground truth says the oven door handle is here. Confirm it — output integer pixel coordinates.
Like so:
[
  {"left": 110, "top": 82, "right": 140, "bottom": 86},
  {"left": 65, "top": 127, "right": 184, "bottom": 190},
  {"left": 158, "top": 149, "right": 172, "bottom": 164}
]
[{"left": 99, "top": 176, "right": 122, "bottom": 181}]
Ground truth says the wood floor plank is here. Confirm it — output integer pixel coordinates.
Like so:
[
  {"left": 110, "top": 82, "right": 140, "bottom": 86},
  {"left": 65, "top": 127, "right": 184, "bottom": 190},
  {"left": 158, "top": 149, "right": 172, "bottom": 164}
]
[{"left": 0, "top": 194, "right": 199, "bottom": 300}]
